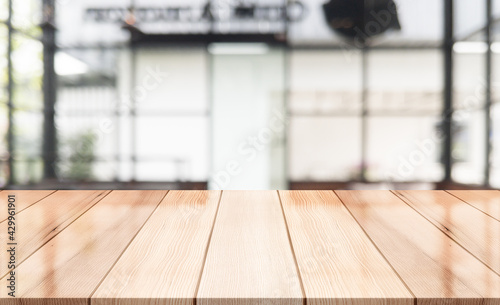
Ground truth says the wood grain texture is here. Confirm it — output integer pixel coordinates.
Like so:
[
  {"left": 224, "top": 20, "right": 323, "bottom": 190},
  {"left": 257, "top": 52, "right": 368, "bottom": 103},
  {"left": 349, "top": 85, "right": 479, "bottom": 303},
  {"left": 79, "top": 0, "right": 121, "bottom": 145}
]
[
  {"left": 336, "top": 190, "right": 500, "bottom": 305},
  {"left": 92, "top": 191, "right": 221, "bottom": 305},
  {"left": 395, "top": 190, "right": 500, "bottom": 274},
  {"left": 0, "top": 190, "right": 109, "bottom": 277},
  {"left": 0, "top": 190, "right": 56, "bottom": 222},
  {"left": 197, "top": 191, "right": 303, "bottom": 305},
  {"left": 446, "top": 190, "right": 500, "bottom": 221},
  {"left": 0, "top": 190, "right": 167, "bottom": 305},
  {"left": 279, "top": 191, "right": 413, "bottom": 305},
  {"left": 1, "top": 190, "right": 499, "bottom": 305}
]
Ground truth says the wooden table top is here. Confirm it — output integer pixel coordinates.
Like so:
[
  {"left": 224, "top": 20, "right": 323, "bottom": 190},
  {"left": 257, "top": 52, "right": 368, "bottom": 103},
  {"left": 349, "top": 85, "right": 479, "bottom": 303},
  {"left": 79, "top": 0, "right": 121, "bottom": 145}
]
[{"left": 0, "top": 190, "right": 499, "bottom": 305}]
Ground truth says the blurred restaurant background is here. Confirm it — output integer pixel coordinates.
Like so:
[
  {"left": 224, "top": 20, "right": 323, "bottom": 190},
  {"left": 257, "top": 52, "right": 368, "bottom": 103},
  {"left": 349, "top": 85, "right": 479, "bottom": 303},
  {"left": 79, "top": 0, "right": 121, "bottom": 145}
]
[{"left": 0, "top": 0, "right": 499, "bottom": 190}]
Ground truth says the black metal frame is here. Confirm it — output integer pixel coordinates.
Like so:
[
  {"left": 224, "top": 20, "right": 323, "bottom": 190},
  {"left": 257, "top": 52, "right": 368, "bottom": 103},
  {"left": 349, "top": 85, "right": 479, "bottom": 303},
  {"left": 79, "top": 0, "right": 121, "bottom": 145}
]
[
  {"left": 485, "top": 0, "right": 493, "bottom": 186},
  {"left": 443, "top": 0, "right": 454, "bottom": 183},
  {"left": 6, "top": 0, "right": 14, "bottom": 185},
  {"left": 360, "top": 47, "right": 369, "bottom": 182},
  {"left": 41, "top": 0, "right": 58, "bottom": 180}
]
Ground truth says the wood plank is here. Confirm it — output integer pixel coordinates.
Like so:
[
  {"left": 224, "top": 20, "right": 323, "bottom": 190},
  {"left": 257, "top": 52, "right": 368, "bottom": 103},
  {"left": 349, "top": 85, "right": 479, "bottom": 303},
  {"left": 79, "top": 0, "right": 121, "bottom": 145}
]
[
  {"left": 279, "top": 191, "right": 413, "bottom": 305},
  {"left": 197, "top": 191, "right": 303, "bottom": 305},
  {"left": 0, "top": 190, "right": 110, "bottom": 277},
  {"left": 0, "top": 190, "right": 167, "bottom": 305},
  {"left": 336, "top": 190, "right": 500, "bottom": 305},
  {"left": 395, "top": 191, "right": 500, "bottom": 274},
  {"left": 0, "top": 190, "right": 56, "bottom": 222},
  {"left": 92, "top": 191, "right": 221, "bottom": 305},
  {"left": 446, "top": 190, "right": 500, "bottom": 221}
]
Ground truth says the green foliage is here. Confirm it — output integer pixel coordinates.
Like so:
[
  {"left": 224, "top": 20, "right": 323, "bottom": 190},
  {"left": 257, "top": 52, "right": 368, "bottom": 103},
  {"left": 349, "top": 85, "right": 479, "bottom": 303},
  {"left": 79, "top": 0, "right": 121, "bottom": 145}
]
[{"left": 61, "top": 131, "right": 97, "bottom": 181}]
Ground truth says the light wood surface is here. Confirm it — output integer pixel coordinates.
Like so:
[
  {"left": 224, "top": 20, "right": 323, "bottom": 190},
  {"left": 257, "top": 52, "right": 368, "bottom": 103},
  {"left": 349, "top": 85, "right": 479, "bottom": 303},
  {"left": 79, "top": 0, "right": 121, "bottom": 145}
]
[
  {"left": 447, "top": 190, "right": 500, "bottom": 221},
  {"left": 0, "top": 190, "right": 55, "bottom": 222},
  {"left": 279, "top": 191, "right": 413, "bottom": 305},
  {"left": 394, "top": 190, "right": 500, "bottom": 274},
  {"left": 0, "top": 190, "right": 167, "bottom": 305},
  {"left": 0, "top": 190, "right": 109, "bottom": 277},
  {"left": 0, "top": 190, "right": 499, "bottom": 305},
  {"left": 336, "top": 190, "right": 500, "bottom": 305},
  {"left": 92, "top": 191, "right": 221, "bottom": 305},
  {"left": 197, "top": 191, "right": 303, "bottom": 305}
]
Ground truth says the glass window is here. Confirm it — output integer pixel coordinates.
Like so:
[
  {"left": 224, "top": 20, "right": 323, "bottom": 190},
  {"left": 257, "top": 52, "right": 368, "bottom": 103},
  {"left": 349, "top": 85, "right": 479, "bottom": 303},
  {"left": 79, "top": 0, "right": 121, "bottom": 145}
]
[
  {"left": 55, "top": 45, "right": 120, "bottom": 182},
  {"left": 494, "top": 0, "right": 500, "bottom": 18},
  {"left": 133, "top": 48, "right": 209, "bottom": 182},
  {"left": 384, "top": 0, "right": 443, "bottom": 43},
  {"left": 54, "top": 46, "right": 211, "bottom": 183},
  {"left": 211, "top": 48, "right": 286, "bottom": 189},
  {"left": 12, "top": 0, "right": 42, "bottom": 34},
  {"left": 454, "top": 53, "right": 487, "bottom": 111},
  {"left": 1, "top": 19, "right": 9, "bottom": 187},
  {"left": 136, "top": 116, "right": 209, "bottom": 182},
  {"left": 0, "top": 0, "right": 7, "bottom": 22},
  {"left": 491, "top": 103, "right": 500, "bottom": 188},
  {"left": 289, "top": 117, "right": 362, "bottom": 181},
  {"left": 0, "top": 103, "right": 7, "bottom": 187},
  {"left": 12, "top": 33, "right": 43, "bottom": 111},
  {"left": 367, "top": 50, "right": 443, "bottom": 115},
  {"left": 135, "top": 48, "right": 208, "bottom": 114},
  {"left": 56, "top": 115, "right": 118, "bottom": 159},
  {"left": 452, "top": 110, "right": 487, "bottom": 185},
  {"left": 13, "top": 111, "right": 43, "bottom": 184},
  {"left": 288, "top": 50, "right": 362, "bottom": 182},
  {"left": 0, "top": 24, "right": 7, "bottom": 105},
  {"left": 455, "top": 0, "right": 486, "bottom": 41},
  {"left": 57, "top": 86, "right": 117, "bottom": 117},
  {"left": 367, "top": 116, "right": 443, "bottom": 182},
  {"left": 289, "top": 50, "right": 362, "bottom": 115},
  {"left": 365, "top": 50, "right": 443, "bottom": 182},
  {"left": 452, "top": 24, "right": 488, "bottom": 185},
  {"left": 492, "top": 29, "right": 500, "bottom": 187},
  {"left": 56, "top": 114, "right": 120, "bottom": 182},
  {"left": 4, "top": 0, "right": 500, "bottom": 189},
  {"left": 493, "top": 53, "right": 500, "bottom": 104},
  {"left": 10, "top": 33, "right": 43, "bottom": 184}
]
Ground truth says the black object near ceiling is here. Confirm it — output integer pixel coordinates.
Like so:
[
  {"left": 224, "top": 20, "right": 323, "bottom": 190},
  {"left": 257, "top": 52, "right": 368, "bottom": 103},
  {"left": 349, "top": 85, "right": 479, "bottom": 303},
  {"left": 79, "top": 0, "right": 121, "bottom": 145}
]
[{"left": 323, "top": 0, "right": 401, "bottom": 45}]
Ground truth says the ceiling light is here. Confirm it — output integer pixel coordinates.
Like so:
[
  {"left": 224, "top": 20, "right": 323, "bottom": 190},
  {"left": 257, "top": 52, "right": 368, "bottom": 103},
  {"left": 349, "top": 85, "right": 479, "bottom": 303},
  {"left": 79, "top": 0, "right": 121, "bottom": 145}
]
[
  {"left": 453, "top": 42, "right": 488, "bottom": 54},
  {"left": 55, "top": 52, "right": 89, "bottom": 76},
  {"left": 208, "top": 43, "right": 270, "bottom": 55}
]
